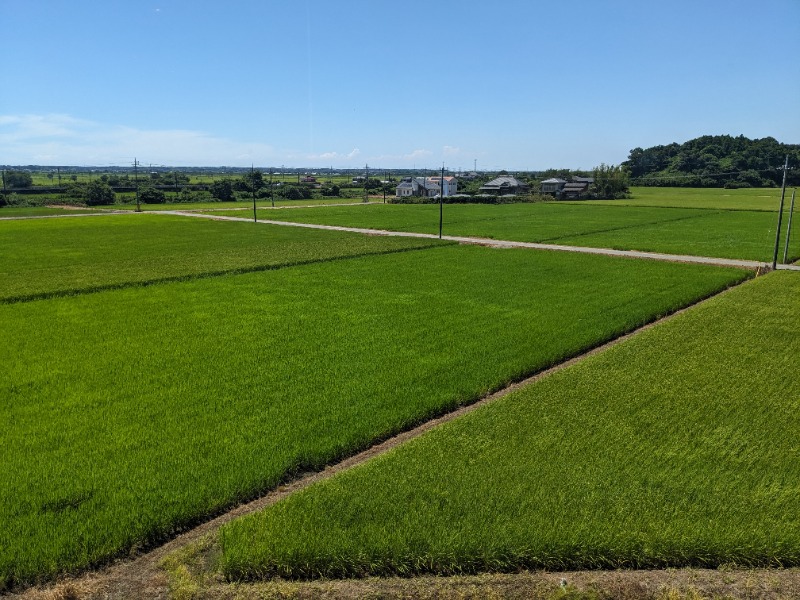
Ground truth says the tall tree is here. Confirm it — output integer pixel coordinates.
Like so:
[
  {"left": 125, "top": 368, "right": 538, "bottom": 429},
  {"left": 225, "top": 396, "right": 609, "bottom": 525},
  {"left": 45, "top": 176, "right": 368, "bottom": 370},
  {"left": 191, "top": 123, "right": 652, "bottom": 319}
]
[
  {"left": 4, "top": 170, "right": 33, "bottom": 188},
  {"left": 210, "top": 180, "right": 234, "bottom": 201},
  {"left": 592, "top": 164, "right": 630, "bottom": 199}
]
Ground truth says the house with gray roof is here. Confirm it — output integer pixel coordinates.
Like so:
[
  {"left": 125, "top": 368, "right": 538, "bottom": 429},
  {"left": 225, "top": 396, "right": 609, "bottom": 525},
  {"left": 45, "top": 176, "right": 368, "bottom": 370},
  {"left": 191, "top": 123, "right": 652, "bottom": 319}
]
[
  {"left": 542, "top": 176, "right": 594, "bottom": 199},
  {"left": 540, "top": 178, "right": 567, "bottom": 194},
  {"left": 395, "top": 177, "right": 442, "bottom": 198},
  {"left": 479, "top": 176, "right": 529, "bottom": 195}
]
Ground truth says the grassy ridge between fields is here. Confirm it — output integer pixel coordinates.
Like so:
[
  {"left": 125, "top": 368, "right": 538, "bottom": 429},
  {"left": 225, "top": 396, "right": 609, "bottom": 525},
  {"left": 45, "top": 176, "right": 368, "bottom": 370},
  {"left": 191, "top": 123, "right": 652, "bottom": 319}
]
[
  {"left": 219, "top": 272, "right": 800, "bottom": 580},
  {"left": 205, "top": 199, "right": 798, "bottom": 262},
  {"left": 0, "top": 214, "right": 447, "bottom": 302},
  {"left": 0, "top": 245, "right": 747, "bottom": 589}
]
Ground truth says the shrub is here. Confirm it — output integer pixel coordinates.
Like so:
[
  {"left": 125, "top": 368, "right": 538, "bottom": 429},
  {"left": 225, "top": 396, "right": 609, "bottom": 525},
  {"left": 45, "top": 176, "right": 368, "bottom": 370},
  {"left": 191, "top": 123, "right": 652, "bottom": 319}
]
[
  {"left": 85, "top": 181, "right": 116, "bottom": 206},
  {"left": 138, "top": 186, "right": 166, "bottom": 204},
  {"left": 210, "top": 180, "right": 234, "bottom": 201}
]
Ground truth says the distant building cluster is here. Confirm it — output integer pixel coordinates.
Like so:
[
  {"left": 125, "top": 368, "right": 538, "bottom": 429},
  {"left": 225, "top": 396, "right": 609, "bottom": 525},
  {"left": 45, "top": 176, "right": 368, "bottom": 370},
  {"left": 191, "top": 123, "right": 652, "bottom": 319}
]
[{"left": 392, "top": 173, "right": 596, "bottom": 200}]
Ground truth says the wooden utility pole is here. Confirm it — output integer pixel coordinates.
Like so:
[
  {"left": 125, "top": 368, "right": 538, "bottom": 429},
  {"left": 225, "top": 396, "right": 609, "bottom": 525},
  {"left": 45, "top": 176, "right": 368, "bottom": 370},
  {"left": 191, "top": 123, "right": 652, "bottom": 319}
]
[
  {"left": 364, "top": 164, "right": 369, "bottom": 203},
  {"left": 772, "top": 155, "right": 789, "bottom": 269},
  {"left": 134, "top": 158, "right": 141, "bottom": 212},
  {"left": 439, "top": 164, "right": 444, "bottom": 239},
  {"left": 270, "top": 169, "right": 274, "bottom": 208},
  {"left": 783, "top": 189, "right": 796, "bottom": 264},
  {"left": 251, "top": 165, "right": 257, "bottom": 223}
]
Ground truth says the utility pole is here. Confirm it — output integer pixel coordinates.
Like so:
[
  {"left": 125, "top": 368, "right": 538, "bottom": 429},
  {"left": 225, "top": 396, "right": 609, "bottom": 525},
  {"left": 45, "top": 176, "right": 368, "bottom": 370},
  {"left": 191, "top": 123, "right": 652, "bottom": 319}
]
[
  {"left": 783, "top": 189, "right": 796, "bottom": 264},
  {"left": 383, "top": 170, "right": 387, "bottom": 203},
  {"left": 251, "top": 164, "right": 257, "bottom": 223},
  {"left": 270, "top": 169, "right": 275, "bottom": 208},
  {"left": 772, "top": 155, "right": 789, "bottom": 270},
  {"left": 439, "top": 163, "right": 444, "bottom": 239},
  {"left": 134, "top": 158, "right": 141, "bottom": 212},
  {"left": 364, "top": 163, "right": 369, "bottom": 203}
]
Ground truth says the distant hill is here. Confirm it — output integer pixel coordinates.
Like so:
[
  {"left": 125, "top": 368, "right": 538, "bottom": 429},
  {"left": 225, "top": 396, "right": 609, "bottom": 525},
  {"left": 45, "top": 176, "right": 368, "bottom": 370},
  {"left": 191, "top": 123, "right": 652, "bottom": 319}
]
[{"left": 624, "top": 135, "right": 800, "bottom": 188}]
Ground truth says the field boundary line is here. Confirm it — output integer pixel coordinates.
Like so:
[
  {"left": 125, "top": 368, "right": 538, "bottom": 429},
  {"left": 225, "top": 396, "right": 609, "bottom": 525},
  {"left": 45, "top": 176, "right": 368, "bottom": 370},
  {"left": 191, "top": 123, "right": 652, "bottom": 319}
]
[
  {"left": 165, "top": 210, "right": 800, "bottom": 271},
  {"left": 14, "top": 275, "right": 757, "bottom": 600}
]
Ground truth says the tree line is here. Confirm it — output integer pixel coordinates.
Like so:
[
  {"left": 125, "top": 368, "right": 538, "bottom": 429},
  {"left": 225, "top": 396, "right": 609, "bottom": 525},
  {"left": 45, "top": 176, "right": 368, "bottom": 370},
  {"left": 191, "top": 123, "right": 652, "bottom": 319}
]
[{"left": 624, "top": 135, "right": 800, "bottom": 188}]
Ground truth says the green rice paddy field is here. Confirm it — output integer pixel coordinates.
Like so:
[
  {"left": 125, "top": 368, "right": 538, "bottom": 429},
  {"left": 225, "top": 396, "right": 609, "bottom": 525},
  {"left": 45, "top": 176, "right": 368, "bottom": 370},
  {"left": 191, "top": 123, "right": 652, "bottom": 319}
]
[
  {"left": 0, "top": 214, "right": 444, "bottom": 302},
  {"left": 0, "top": 199, "right": 793, "bottom": 592},
  {"left": 583, "top": 186, "right": 788, "bottom": 211},
  {"left": 219, "top": 271, "right": 800, "bottom": 579},
  {"left": 206, "top": 195, "right": 798, "bottom": 263}
]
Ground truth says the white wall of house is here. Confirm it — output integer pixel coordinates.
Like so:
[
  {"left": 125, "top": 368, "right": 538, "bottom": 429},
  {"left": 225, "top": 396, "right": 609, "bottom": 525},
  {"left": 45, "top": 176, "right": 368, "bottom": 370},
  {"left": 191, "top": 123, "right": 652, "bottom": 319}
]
[{"left": 426, "top": 177, "right": 458, "bottom": 196}]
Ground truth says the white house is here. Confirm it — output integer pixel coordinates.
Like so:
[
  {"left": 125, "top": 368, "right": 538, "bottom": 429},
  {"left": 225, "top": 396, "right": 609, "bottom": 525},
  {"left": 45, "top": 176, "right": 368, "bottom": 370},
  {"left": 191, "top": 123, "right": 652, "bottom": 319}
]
[{"left": 426, "top": 176, "right": 458, "bottom": 197}]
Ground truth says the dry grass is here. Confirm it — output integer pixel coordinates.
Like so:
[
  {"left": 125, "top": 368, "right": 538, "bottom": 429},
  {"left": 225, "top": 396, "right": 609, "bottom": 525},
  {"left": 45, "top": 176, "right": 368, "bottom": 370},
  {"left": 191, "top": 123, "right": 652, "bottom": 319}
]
[{"left": 26, "top": 568, "right": 800, "bottom": 600}]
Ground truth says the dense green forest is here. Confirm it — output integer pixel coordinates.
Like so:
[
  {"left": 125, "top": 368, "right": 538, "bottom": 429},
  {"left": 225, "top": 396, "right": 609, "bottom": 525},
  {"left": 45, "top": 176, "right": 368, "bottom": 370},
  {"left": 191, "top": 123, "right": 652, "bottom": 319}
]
[{"left": 624, "top": 135, "right": 800, "bottom": 188}]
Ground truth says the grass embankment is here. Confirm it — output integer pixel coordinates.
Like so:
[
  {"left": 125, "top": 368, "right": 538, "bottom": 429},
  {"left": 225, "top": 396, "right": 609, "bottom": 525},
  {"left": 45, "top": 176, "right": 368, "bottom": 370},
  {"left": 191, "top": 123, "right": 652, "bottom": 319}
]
[
  {"left": 0, "top": 244, "right": 748, "bottom": 589},
  {"left": 219, "top": 271, "right": 800, "bottom": 580},
  {"left": 207, "top": 200, "right": 798, "bottom": 262},
  {"left": 0, "top": 214, "right": 444, "bottom": 302}
]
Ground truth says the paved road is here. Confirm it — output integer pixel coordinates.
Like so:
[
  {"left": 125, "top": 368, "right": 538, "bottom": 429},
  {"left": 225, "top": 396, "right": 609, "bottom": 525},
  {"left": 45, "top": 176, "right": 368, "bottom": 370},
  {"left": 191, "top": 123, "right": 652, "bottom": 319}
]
[{"left": 163, "top": 210, "right": 800, "bottom": 272}]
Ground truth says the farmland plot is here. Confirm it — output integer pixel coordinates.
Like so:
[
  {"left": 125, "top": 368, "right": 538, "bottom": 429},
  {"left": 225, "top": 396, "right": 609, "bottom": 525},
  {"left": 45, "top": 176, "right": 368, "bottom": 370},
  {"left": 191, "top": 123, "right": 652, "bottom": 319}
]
[
  {"left": 581, "top": 186, "right": 785, "bottom": 211},
  {"left": 205, "top": 198, "right": 798, "bottom": 262},
  {"left": 0, "top": 214, "right": 445, "bottom": 302},
  {"left": 219, "top": 272, "right": 800, "bottom": 579},
  {"left": 0, "top": 243, "right": 747, "bottom": 588}
]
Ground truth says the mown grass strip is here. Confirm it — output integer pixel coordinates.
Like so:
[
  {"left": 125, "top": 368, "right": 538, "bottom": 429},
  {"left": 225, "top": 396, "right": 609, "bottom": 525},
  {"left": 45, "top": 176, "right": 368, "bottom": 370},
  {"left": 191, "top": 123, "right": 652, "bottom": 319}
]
[
  {"left": 0, "top": 246, "right": 747, "bottom": 589},
  {"left": 0, "top": 214, "right": 447, "bottom": 302},
  {"left": 218, "top": 272, "right": 799, "bottom": 579}
]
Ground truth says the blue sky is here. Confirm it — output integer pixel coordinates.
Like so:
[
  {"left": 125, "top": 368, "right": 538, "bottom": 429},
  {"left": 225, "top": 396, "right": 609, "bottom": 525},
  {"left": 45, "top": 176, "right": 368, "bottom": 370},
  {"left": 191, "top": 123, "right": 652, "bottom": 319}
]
[{"left": 2, "top": 0, "right": 798, "bottom": 170}]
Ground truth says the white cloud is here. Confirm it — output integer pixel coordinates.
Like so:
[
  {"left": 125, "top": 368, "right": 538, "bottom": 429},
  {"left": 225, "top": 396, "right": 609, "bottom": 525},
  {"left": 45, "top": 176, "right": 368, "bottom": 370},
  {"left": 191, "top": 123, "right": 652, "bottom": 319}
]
[
  {"left": 0, "top": 114, "right": 275, "bottom": 166},
  {"left": 305, "top": 147, "right": 361, "bottom": 164},
  {"left": 403, "top": 149, "right": 432, "bottom": 160},
  {"left": 443, "top": 145, "right": 461, "bottom": 156}
]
